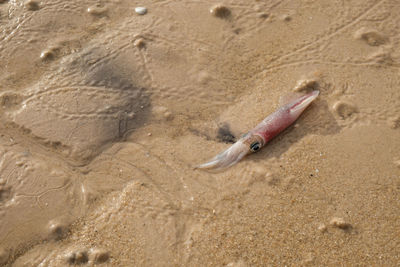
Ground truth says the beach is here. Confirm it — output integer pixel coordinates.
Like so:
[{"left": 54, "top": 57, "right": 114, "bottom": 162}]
[{"left": 0, "top": 0, "right": 399, "bottom": 265}]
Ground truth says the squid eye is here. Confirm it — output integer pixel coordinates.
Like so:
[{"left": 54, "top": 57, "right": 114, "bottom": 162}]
[{"left": 250, "top": 141, "right": 261, "bottom": 152}]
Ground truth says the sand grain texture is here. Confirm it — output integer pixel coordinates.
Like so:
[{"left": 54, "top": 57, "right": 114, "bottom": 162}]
[{"left": 1, "top": 0, "right": 399, "bottom": 266}]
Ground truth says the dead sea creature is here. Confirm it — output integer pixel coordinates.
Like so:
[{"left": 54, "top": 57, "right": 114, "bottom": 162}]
[{"left": 196, "top": 90, "right": 319, "bottom": 170}]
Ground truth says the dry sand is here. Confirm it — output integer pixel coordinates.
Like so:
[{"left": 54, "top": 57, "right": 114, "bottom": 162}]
[{"left": 0, "top": 0, "right": 399, "bottom": 266}]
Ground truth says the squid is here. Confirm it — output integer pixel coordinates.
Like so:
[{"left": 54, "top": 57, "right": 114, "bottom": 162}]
[{"left": 196, "top": 90, "right": 319, "bottom": 170}]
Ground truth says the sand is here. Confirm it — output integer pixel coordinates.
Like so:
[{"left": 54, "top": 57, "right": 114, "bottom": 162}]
[{"left": 0, "top": 0, "right": 399, "bottom": 266}]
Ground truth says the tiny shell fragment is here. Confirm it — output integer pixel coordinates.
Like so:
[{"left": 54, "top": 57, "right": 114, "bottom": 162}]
[
  {"left": 135, "top": 7, "right": 147, "bottom": 15},
  {"left": 330, "top": 217, "right": 351, "bottom": 229}
]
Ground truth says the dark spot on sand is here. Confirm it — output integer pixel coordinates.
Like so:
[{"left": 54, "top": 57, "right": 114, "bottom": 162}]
[{"left": 217, "top": 123, "right": 235, "bottom": 143}]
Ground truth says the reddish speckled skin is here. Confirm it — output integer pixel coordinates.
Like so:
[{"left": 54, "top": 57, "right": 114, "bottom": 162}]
[
  {"left": 251, "top": 91, "right": 319, "bottom": 144},
  {"left": 252, "top": 107, "right": 292, "bottom": 143},
  {"left": 196, "top": 90, "right": 319, "bottom": 170}
]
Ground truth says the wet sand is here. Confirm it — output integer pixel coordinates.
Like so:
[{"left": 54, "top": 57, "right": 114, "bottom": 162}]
[{"left": 1, "top": 0, "right": 399, "bottom": 266}]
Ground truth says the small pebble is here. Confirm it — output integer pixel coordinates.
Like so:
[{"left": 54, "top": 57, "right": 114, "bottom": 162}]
[
  {"left": 87, "top": 6, "right": 107, "bottom": 16},
  {"left": 210, "top": 4, "right": 231, "bottom": 18},
  {"left": 135, "top": 7, "right": 147, "bottom": 15},
  {"left": 147, "top": 132, "right": 152, "bottom": 136},
  {"left": 318, "top": 223, "right": 327, "bottom": 232},
  {"left": 134, "top": 38, "right": 146, "bottom": 48},
  {"left": 25, "top": 0, "right": 39, "bottom": 11},
  {"left": 330, "top": 217, "right": 351, "bottom": 229},
  {"left": 40, "top": 49, "right": 55, "bottom": 61}
]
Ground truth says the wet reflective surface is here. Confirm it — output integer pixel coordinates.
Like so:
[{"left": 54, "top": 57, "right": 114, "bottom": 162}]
[{"left": 0, "top": 0, "right": 400, "bottom": 265}]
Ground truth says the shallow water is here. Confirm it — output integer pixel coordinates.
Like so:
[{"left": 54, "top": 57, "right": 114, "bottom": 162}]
[{"left": 1, "top": 0, "right": 399, "bottom": 265}]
